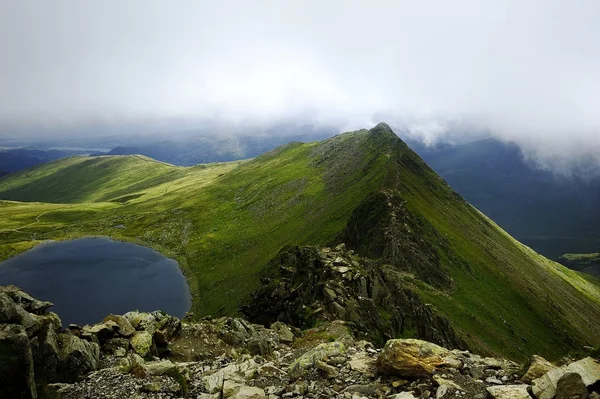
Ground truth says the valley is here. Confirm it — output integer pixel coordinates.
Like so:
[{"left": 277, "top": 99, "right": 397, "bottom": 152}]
[{"left": 1, "top": 124, "right": 600, "bottom": 363}]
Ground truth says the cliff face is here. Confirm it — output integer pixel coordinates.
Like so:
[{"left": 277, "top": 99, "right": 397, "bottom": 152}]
[{"left": 242, "top": 243, "right": 465, "bottom": 349}]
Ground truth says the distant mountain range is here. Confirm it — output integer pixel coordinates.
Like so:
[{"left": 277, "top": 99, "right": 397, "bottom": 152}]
[{"left": 410, "top": 138, "right": 600, "bottom": 259}]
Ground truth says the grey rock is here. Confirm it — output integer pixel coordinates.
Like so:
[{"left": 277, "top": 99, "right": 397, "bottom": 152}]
[
  {"left": 555, "top": 372, "right": 587, "bottom": 399},
  {"left": 57, "top": 333, "right": 100, "bottom": 382},
  {"left": 0, "top": 323, "right": 37, "bottom": 399}
]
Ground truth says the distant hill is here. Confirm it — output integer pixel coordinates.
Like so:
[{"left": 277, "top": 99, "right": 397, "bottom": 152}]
[
  {"left": 0, "top": 148, "right": 90, "bottom": 176},
  {"left": 558, "top": 253, "right": 600, "bottom": 277},
  {"left": 411, "top": 138, "right": 600, "bottom": 259},
  {"left": 91, "top": 129, "right": 335, "bottom": 166},
  {"left": 2, "top": 124, "right": 600, "bottom": 361}
]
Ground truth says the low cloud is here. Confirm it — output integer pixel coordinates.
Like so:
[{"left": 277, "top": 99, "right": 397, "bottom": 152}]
[{"left": 1, "top": 1, "right": 599, "bottom": 168}]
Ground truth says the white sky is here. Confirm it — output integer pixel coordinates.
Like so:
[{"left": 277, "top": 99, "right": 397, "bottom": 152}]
[{"left": 1, "top": 0, "right": 599, "bottom": 163}]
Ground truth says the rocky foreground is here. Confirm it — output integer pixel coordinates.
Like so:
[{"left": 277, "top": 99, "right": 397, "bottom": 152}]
[{"left": 1, "top": 285, "right": 600, "bottom": 399}]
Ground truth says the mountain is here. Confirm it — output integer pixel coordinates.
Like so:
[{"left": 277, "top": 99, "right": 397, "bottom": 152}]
[
  {"left": 91, "top": 127, "right": 335, "bottom": 166},
  {"left": 411, "top": 138, "right": 600, "bottom": 259},
  {"left": 0, "top": 148, "right": 90, "bottom": 176},
  {"left": 1, "top": 124, "right": 600, "bottom": 361},
  {"left": 558, "top": 253, "right": 600, "bottom": 277}
]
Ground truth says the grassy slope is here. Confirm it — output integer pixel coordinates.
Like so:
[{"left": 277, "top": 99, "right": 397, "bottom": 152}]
[{"left": 1, "top": 127, "right": 600, "bottom": 361}]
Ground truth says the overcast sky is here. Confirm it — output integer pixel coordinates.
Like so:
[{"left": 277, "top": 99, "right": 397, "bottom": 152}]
[{"left": 1, "top": 1, "right": 599, "bottom": 165}]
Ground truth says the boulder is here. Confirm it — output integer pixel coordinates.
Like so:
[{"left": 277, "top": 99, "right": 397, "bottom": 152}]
[
  {"left": 555, "top": 372, "right": 588, "bottom": 399},
  {"left": 486, "top": 385, "right": 532, "bottom": 399},
  {"left": 1, "top": 285, "right": 53, "bottom": 315},
  {"left": 130, "top": 330, "right": 153, "bottom": 357},
  {"left": 57, "top": 333, "right": 100, "bottom": 382},
  {"left": 522, "top": 355, "right": 556, "bottom": 384},
  {"left": 203, "top": 359, "right": 259, "bottom": 394},
  {"left": 229, "top": 385, "right": 266, "bottom": 398},
  {"left": 0, "top": 323, "right": 37, "bottom": 399},
  {"left": 271, "top": 321, "right": 294, "bottom": 343},
  {"left": 288, "top": 341, "right": 346, "bottom": 379},
  {"left": 153, "top": 312, "right": 181, "bottom": 343},
  {"left": 532, "top": 357, "right": 600, "bottom": 399},
  {"left": 31, "top": 322, "right": 60, "bottom": 382},
  {"left": 124, "top": 311, "right": 156, "bottom": 333},
  {"left": 0, "top": 291, "right": 19, "bottom": 322},
  {"left": 377, "top": 339, "right": 461, "bottom": 378},
  {"left": 103, "top": 314, "right": 135, "bottom": 337}
]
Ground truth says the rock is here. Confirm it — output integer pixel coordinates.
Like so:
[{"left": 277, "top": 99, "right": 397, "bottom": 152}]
[
  {"left": 486, "top": 377, "right": 503, "bottom": 385},
  {"left": 486, "top": 384, "right": 532, "bottom": 399},
  {"left": 0, "top": 323, "right": 37, "bottom": 399},
  {"left": 142, "top": 381, "right": 162, "bottom": 392},
  {"left": 82, "top": 322, "right": 117, "bottom": 343},
  {"left": 391, "top": 393, "right": 418, "bottom": 399},
  {"left": 153, "top": 312, "right": 181, "bottom": 343},
  {"left": 203, "top": 359, "right": 260, "bottom": 394},
  {"left": 32, "top": 322, "right": 60, "bottom": 382},
  {"left": 436, "top": 384, "right": 449, "bottom": 398},
  {"left": 271, "top": 321, "right": 294, "bottom": 343},
  {"left": 532, "top": 357, "right": 600, "bottom": 399},
  {"left": 247, "top": 335, "right": 272, "bottom": 356},
  {"left": 130, "top": 330, "right": 153, "bottom": 357},
  {"left": 57, "top": 333, "right": 99, "bottom": 382},
  {"left": 288, "top": 341, "right": 346, "bottom": 378},
  {"left": 124, "top": 311, "right": 156, "bottom": 333},
  {"left": 348, "top": 351, "right": 377, "bottom": 377},
  {"left": 0, "top": 291, "right": 19, "bottom": 322},
  {"left": 143, "top": 359, "right": 177, "bottom": 376},
  {"left": 103, "top": 314, "right": 135, "bottom": 337},
  {"left": 377, "top": 339, "right": 461, "bottom": 378},
  {"left": 1, "top": 285, "right": 53, "bottom": 315},
  {"left": 522, "top": 355, "right": 556, "bottom": 384},
  {"left": 230, "top": 385, "right": 266, "bottom": 398},
  {"left": 555, "top": 372, "right": 587, "bottom": 399},
  {"left": 102, "top": 337, "right": 130, "bottom": 355}
]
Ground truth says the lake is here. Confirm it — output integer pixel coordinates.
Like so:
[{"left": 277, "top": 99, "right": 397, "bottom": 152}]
[{"left": 0, "top": 237, "right": 192, "bottom": 326}]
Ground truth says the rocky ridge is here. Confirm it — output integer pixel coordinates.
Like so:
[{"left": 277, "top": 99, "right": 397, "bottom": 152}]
[{"left": 2, "top": 286, "right": 600, "bottom": 399}]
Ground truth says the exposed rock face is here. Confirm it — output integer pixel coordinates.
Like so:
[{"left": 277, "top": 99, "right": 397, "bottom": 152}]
[
  {"left": 337, "top": 189, "right": 455, "bottom": 290},
  {"left": 242, "top": 245, "right": 466, "bottom": 349}
]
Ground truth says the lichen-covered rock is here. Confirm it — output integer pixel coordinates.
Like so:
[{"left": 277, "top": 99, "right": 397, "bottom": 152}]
[
  {"left": 229, "top": 385, "right": 266, "bottom": 398},
  {"left": 532, "top": 357, "right": 600, "bottom": 399},
  {"left": 103, "top": 314, "right": 135, "bottom": 337},
  {"left": 0, "top": 323, "right": 37, "bottom": 399},
  {"left": 555, "top": 372, "right": 587, "bottom": 399},
  {"left": 289, "top": 341, "right": 346, "bottom": 379},
  {"left": 124, "top": 311, "right": 156, "bottom": 334},
  {"left": 522, "top": 355, "right": 556, "bottom": 384},
  {"left": 130, "top": 330, "right": 153, "bottom": 357},
  {"left": 58, "top": 333, "right": 100, "bottom": 382},
  {"left": 486, "top": 384, "right": 532, "bottom": 399},
  {"left": 377, "top": 339, "right": 461, "bottom": 378},
  {"left": 31, "top": 322, "right": 60, "bottom": 382},
  {"left": 271, "top": 321, "right": 294, "bottom": 344}
]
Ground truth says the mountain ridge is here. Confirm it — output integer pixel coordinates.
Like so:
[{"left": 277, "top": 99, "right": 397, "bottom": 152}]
[{"left": 1, "top": 124, "right": 600, "bottom": 361}]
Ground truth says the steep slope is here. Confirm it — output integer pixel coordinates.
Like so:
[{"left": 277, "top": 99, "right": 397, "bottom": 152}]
[
  {"left": 412, "top": 138, "right": 600, "bottom": 259},
  {"left": 1, "top": 124, "right": 600, "bottom": 362}
]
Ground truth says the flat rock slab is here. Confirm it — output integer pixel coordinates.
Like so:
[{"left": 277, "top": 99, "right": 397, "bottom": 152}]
[{"left": 487, "top": 385, "right": 532, "bottom": 399}]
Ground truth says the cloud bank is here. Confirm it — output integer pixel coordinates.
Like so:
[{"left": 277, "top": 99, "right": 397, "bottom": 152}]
[{"left": 1, "top": 0, "right": 599, "bottom": 164}]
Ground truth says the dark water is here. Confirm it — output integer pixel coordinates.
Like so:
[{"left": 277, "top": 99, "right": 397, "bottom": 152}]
[{"left": 0, "top": 237, "right": 191, "bottom": 326}]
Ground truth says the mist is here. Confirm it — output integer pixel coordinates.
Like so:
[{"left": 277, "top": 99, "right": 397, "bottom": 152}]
[{"left": 1, "top": 1, "right": 599, "bottom": 168}]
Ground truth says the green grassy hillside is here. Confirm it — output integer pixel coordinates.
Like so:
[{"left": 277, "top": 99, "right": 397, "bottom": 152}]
[{"left": 1, "top": 124, "right": 600, "bottom": 362}]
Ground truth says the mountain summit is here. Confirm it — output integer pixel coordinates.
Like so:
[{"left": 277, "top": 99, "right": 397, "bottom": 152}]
[{"left": 1, "top": 124, "right": 600, "bottom": 361}]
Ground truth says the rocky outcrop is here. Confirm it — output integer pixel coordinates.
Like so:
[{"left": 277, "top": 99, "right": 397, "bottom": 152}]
[
  {"left": 337, "top": 189, "right": 455, "bottom": 290},
  {"left": 2, "top": 286, "right": 600, "bottom": 399},
  {"left": 242, "top": 244, "right": 466, "bottom": 349}
]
